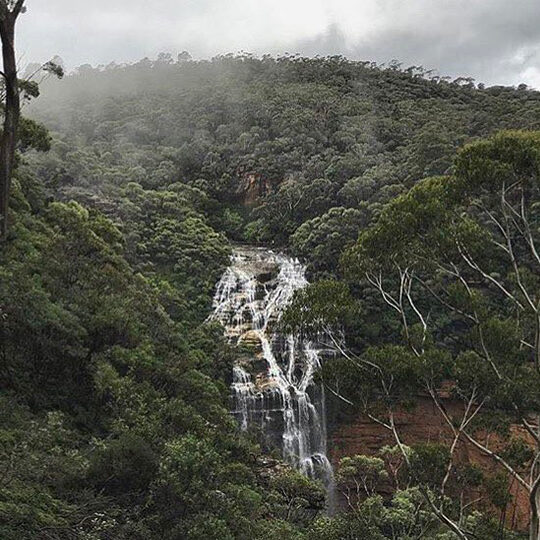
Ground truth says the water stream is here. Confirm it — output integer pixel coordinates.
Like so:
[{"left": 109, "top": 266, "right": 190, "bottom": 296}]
[{"left": 210, "top": 246, "right": 334, "bottom": 496}]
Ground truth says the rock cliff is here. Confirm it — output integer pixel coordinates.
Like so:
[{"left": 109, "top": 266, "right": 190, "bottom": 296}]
[{"left": 329, "top": 395, "right": 533, "bottom": 531}]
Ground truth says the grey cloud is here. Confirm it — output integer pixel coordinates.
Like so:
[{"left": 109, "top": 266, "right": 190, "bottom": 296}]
[
  {"left": 17, "top": 0, "right": 540, "bottom": 87},
  {"left": 291, "top": 0, "right": 540, "bottom": 86}
]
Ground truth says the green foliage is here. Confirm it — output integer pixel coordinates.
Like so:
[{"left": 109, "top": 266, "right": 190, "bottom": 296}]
[
  {"left": 18, "top": 117, "right": 51, "bottom": 152},
  {"left": 5, "top": 55, "right": 540, "bottom": 538},
  {"left": 308, "top": 513, "right": 386, "bottom": 539},
  {"left": 87, "top": 432, "right": 158, "bottom": 495},
  {"left": 485, "top": 472, "right": 513, "bottom": 510},
  {"left": 309, "top": 488, "right": 447, "bottom": 540},
  {"left": 464, "top": 512, "right": 524, "bottom": 540},
  {"left": 337, "top": 455, "right": 388, "bottom": 497},
  {"left": 254, "top": 518, "right": 306, "bottom": 540},
  {"left": 269, "top": 469, "right": 326, "bottom": 526},
  {"left": 334, "top": 130, "right": 540, "bottom": 537},
  {"left": 1, "top": 175, "right": 316, "bottom": 537},
  {"left": 500, "top": 437, "right": 535, "bottom": 469},
  {"left": 26, "top": 54, "right": 540, "bottom": 268},
  {"left": 291, "top": 206, "right": 369, "bottom": 276},
  {"left": 344, "top": 175, "right": 455, "bottom": 273},
  {"left": 409, "top": 444, "right": 451, "bottom": 489},
  {"left": 282, "top": 280, "right": 357, "bottom": 334}
]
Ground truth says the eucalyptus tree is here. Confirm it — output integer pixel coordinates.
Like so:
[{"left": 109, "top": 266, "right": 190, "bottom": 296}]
[
  {"left": 0, "top": 0, "right": 25, "bottom": 239},
  {"left": 340, "top": 131, "right": 540, "bottom": 539},
  {"left": 285, "top": 131, "right": 540, "bottom": 538},
  {"left": 0, "top": 0, "right": 62, "bottom": 240}
]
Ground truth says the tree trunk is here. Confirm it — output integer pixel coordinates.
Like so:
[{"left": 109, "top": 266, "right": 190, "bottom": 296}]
[
  {"left": 0, "top": 9, "right": 20, "bottom": 240},
  {"left": 531, "top": 483, "right": 540, "bottom": 540}
]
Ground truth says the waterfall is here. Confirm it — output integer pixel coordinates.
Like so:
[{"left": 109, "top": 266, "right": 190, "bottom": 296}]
[{"left": 210, "top": 246, "right": 334, "bottom": 496}]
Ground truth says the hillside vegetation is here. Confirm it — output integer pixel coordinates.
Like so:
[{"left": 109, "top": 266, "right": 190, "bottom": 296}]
[
  {"left": 28, "top": 55, "right": 540, "bottom": 262},
  {"left": 1, "top": 55, "right": 539, "bottom": 538}
]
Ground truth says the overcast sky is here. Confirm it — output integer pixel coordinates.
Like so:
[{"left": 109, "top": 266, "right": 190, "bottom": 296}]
[{"left": 18, "top": 0, "right": 540, "bottom": 87}]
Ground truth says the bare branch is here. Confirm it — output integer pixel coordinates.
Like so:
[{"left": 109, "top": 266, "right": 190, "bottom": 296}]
[
  {"left": 430, "top": 388, "right": 530, "bottom": 490},
  {"left": 404, "top": 270, "right": 428, "bottom": 353},
  {"left": 457, "top": 241, "right": 525, "bottom": 310},
  {"left": 500, "top": 183, "right": 537, "bottom": 311}
]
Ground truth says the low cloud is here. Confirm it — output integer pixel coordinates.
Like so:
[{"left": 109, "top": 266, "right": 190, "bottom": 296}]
[{"left": 18, "top": 0, "right": 540, "bottom": 87}]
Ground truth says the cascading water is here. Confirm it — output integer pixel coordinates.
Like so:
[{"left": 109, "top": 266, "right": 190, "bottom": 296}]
[{"left": 210, "top": 246, "right": 334, "bottom": 496}]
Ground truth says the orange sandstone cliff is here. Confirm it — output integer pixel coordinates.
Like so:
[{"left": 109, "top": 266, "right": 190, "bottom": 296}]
[{"left": 329, "top": 395, "right": 533, "bottom": 532}]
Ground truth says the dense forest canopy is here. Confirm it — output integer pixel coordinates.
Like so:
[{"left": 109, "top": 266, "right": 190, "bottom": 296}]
[
  {"left": 1, "top": 53, "right": 540, "bottom": 538},
  {"left": 26, "top": 54, "right": 540, "bottom": 255}
]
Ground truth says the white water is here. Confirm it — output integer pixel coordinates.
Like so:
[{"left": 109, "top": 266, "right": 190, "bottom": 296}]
[{"left": 210, "top": 247, "right": 334, "bottom": 493}]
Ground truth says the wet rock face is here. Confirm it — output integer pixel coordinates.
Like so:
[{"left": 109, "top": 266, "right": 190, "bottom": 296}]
[{"left": 209, "top": 246, "right": 334, "bottom": 489}]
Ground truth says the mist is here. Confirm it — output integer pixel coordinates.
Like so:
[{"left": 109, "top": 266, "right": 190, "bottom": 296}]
[{"left": 18, "top": 0, "right": 540, "bottom": 88}]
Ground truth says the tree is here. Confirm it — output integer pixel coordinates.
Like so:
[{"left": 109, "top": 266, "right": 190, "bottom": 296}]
[
  {"left": 0, "top": 1, "right": 62, "bottom": 240},
  {"left": 337, "top": 454, "right": 388, "bottom": 505},
  {"left": 269, "top": 469, "right": 326, "bottom": 526},
  {"left": 291, "top": 206, "right": 370, "bottom": 276},
  {"left": 0, "top": 0, "right": 25, "bottom": 240},
  {"left": 285, "top": 132, "right": 540, "bottom": 538},
  {"left": 340, "top": 131, "right": 540, "bottom": 539}
]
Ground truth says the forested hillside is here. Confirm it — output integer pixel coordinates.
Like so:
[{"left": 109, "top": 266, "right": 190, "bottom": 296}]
[
  {"left": 1, "top": 134, "right": 331, "bottom": 539},
  {"left": 2, "top": 55, "right": 540, "bottom": 538},
  {"left": 27, "top": 55, "right": 540, "bottom": 266}
]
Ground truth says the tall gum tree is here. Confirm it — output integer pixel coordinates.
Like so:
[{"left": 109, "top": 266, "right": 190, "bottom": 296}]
[
  {"left": 0, "top": 1, "right": 63, "bottom": 240},
  {"left": 342, "top": 131, "right": 540, "bottom": 539},
  {"left": 0, "top": 0, "right": 25, "bottom": 240}
]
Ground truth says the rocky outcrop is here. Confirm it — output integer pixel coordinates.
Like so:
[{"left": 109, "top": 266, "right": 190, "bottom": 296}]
[
  {"left": 329, "top": 395, "right": 532, "bottom": 531},
  {"left": 236, "top": 173, "right": 276, "bottom": 206}
]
